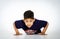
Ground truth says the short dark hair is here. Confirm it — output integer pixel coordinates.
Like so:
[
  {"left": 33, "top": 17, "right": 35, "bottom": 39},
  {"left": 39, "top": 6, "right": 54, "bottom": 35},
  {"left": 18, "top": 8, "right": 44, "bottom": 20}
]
[{"left": 24, "top": 10, "right": 34, "bottom": 19}]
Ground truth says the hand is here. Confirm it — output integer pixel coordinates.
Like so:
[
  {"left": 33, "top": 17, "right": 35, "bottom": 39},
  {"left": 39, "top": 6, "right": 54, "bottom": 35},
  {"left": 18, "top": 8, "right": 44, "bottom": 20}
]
[
  {"left": 14, "top": 33, "right": 22, "bottom": 35},
  {"left": 38, "top": 33, "right": 47, "bottom": 35}
]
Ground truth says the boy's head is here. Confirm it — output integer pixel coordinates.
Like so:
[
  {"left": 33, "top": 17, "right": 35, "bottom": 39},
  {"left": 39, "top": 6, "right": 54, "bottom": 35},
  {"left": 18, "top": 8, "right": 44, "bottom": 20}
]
[
  {"left": 23, "top": 10, "right": 35, "bottom": 27},
  {"left": 24, "top": 10, "right": 34, "bottom": 19}
]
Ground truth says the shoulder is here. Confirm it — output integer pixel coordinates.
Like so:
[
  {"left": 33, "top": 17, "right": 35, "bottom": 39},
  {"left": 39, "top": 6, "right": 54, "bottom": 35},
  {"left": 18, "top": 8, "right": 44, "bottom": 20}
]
[
  {"left": 35, "top": 19, "right": 48, "bottom": 27},
  {"left": 35, "top": 19, "right": 48, "bottom": 24},
  {"left": 14, "top": 20, "right": 24, "bottom": 24},
  {"left": 15, "top": 20, "right": 23, "bottom": 22}
]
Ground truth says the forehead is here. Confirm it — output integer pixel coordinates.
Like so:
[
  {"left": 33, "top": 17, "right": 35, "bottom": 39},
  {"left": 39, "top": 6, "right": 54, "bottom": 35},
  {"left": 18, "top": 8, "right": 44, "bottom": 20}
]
[{"left": 24, "top": 18, "right": 34, "bottom": 20}]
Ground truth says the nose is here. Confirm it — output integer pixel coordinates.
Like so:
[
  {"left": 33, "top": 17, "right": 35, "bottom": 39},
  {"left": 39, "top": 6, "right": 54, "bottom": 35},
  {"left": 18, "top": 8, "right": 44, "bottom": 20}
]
[{"left": 27, "top": 23, "right": 31, "bottom": 26}]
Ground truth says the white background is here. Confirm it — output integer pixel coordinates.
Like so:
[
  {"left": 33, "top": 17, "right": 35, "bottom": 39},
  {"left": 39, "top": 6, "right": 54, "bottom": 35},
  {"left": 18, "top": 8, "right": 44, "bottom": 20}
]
[{"left": 0, "top": 0, "right": 60, "bottom": 39}]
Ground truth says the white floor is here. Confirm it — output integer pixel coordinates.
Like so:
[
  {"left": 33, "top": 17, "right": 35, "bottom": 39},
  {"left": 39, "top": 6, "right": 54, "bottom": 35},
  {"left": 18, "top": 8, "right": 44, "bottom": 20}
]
[{"left": 0, "top": 33, "right": 60, "bottom": 39}]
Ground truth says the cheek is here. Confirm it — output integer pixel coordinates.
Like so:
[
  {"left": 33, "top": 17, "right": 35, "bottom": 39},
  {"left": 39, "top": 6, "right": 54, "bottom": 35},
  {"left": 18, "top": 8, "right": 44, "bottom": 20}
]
[
  {"left": 25, "top": 23, "right": 28, "bottom": 25},
  {"left": 31, "top": 22, "right": 33, "bottom": 25},
  {"left": 25, "top": 22, "right": 29, "bottom": 25},
  {"left": 25, "top": 22, "right": 28, "bottom": 25}
]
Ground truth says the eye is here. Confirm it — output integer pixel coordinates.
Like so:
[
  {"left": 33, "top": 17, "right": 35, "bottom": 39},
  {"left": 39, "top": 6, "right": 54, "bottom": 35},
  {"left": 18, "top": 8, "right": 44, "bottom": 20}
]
[
  {"left": 30, "top": 20, "right": 32, "bottom": 22},
  {"left": 26, "top": 20, "right": 28, "bottom": 22}
]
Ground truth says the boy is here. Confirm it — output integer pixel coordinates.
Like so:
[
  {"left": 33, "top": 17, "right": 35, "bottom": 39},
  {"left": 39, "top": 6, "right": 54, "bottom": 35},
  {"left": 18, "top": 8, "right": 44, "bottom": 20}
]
[{"left": 13, "top": 10, "right": 48, "bottom": 35}]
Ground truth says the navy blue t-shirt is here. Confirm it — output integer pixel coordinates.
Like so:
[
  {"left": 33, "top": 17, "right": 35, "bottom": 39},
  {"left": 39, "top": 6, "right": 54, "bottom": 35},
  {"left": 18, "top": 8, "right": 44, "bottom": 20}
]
[{"left": 15, "top": 19, "right": 47, "bottom": 34}]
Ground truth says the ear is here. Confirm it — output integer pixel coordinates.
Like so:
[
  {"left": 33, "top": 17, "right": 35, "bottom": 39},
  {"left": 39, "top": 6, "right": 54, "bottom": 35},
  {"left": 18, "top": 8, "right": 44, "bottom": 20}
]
[
  {"left": 22, "top": 19, "right": 25, "bottom": 22},
  {"left": 33, "top": 19, "right": 35, "bottom": 22}
]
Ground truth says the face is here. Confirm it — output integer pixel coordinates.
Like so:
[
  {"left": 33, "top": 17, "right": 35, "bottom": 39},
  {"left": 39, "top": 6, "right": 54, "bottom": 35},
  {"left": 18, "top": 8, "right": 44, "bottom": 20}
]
[{"left": 23, "top": 18, "right": 35, "bottom": 27}]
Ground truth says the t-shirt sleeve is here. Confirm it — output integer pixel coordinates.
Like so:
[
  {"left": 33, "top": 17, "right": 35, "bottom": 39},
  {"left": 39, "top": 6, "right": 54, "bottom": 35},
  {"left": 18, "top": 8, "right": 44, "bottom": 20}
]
[
  {"left": 41, "top": 21, "right": 48, "bottom": 27},
  {"left": 14, "top": 21, "right": 22, "bottom": 29}
]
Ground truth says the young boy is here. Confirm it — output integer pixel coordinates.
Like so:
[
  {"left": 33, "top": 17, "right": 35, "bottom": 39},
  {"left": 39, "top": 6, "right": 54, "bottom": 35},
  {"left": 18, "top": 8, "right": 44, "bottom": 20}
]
[{"left": 13, "top": 10, "right": 48, "bottom": 35}]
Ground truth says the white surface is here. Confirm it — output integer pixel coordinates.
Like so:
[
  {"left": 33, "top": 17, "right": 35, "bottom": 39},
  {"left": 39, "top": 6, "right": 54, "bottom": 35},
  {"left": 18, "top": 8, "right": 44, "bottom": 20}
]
[
  {"left": 0, "top": 34, "right": 60, "bottom": 39},
  {"left": 0, "top": 0, "right": 60, "bottom": 39}
]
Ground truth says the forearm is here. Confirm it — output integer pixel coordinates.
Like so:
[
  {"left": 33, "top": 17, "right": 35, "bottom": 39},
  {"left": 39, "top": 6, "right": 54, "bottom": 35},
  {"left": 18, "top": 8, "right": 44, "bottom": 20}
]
[
  {"left": 41, "top": 25, "right": 48, "bottom": 33},
  {"left": 39, "top": 23, "right": 48, "bottom": 34},
  {"left": 13, "top": 23, "right": 20, "bottom": 34}
]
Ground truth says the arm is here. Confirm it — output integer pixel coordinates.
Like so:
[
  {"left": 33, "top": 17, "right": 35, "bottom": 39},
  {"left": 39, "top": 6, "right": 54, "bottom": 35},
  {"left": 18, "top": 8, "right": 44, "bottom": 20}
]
[
  {"left": 39, "top": 23, "right": 49, "bottom": 35},
  {"left": 13, "top": 23, "right": 22, "bottom": 35}
]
